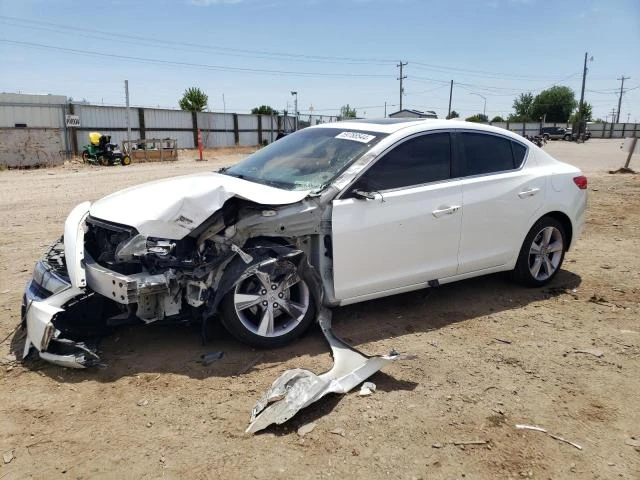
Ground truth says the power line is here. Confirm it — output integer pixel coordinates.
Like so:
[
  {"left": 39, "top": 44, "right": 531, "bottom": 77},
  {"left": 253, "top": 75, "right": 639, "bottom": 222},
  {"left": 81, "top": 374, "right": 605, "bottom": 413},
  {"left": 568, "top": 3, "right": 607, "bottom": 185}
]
[
  {"left": 0, "top": 15, "right": 394, "bottom": 66},
  {"left": 0, "top": 39, "right": 394, "bottom": 79},
  {"left": 0, "top": 14, "right": 594, "bottom": 81}
]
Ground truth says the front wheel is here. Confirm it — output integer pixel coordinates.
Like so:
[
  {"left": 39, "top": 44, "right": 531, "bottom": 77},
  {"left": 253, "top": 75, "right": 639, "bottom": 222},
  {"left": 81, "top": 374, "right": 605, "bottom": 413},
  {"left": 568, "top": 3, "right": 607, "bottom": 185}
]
[
  {"left": 81, "top": 151, "right": 89, "bottom": 163},
  {"left": 121, "top": 155, "right": 131, "bottom": 166},
  {"left": 512, "top": 217, "right": 566, "bottom": 287},
  {"left": 98, "top": 155, "right": 109, "bottom": 166},
  {"left": 542, "top": 134, "right": 550, "bottom": 141},
  {"left": 220, "top": 259, "right": 316, "bottom": 348}
]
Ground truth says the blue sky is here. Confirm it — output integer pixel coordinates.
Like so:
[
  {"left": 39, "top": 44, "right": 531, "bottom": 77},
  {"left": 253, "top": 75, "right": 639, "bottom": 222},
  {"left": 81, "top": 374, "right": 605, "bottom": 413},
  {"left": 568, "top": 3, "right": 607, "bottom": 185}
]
[{"left": 1, "top": 0, "right": 639, "bottom": 121}]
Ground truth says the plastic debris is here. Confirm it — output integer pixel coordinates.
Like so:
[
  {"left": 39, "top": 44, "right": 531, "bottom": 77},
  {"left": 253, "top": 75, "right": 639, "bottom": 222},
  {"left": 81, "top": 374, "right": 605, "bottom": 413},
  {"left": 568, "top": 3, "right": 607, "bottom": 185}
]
[
  {"left": 297, "top": 422, "right": 316, "bottom": 437},
  {"left": 246, "top": 308, "right": 398, "bottom": 434},
  {"left": 358, "top": 382, "right": 376, "bottom": 396}
]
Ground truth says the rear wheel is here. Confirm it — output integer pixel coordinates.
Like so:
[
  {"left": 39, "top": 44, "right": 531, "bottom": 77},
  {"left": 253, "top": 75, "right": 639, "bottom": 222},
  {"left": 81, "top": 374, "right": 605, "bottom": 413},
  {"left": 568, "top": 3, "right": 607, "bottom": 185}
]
[
  {"left": 220, "top": 259, "right": 316, "bottom": 348},
  {"left": 512, "top": 217, "right": 566, "bottom": 287},
  {"left": 542, "top": 134, "right": 550, "bottom": 141},
  {"left": 98, "top": 155, "right": 109, "bottom": 166},
  {"left": 81, "top": 151, "right": 89, "bottom": 163},
  {"left": 121, "top": 155, "right": 131, "bottom": 166}
]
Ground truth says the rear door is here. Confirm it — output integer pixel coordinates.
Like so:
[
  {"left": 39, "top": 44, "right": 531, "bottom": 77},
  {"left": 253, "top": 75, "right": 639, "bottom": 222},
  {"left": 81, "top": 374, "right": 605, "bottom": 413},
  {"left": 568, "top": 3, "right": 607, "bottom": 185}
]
[
  {"left": 331, "top": 131, "right": 463, "bottom": 301},
  {"left": 456, "top": 132, "right": 546, "bottom": 273}
]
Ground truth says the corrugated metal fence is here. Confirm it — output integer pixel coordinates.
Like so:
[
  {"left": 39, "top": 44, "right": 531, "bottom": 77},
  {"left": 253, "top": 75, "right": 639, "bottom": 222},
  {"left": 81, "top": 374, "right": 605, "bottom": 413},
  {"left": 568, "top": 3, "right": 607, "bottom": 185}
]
[
  {"left": 490, "top": 121, "right": 639, "bottom": 139},
  {"left": 68, "top": 104, "right": 300, "bottom": 152},
  {"left": 0, "top": 99, "right": 327, "bottom": 158}
]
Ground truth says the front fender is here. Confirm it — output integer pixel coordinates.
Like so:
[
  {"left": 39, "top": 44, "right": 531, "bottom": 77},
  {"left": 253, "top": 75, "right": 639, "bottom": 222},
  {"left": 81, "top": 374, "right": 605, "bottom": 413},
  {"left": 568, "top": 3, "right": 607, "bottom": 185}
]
[{"left": 64, "top": 201, "right": 90, "bottom": 288}]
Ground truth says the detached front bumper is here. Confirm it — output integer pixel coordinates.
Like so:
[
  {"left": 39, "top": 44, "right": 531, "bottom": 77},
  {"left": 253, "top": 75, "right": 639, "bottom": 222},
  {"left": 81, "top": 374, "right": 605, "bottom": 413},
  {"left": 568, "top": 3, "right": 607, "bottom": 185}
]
[{"left": 22, "top": 258, "right": 100, "bottom": 368}]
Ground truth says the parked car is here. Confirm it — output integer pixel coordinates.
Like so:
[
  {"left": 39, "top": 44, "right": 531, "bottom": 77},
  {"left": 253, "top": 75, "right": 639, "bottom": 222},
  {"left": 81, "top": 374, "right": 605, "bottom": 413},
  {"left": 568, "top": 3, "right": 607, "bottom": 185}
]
[
  {"left": 540, "top": 126, "right": 572, "bottom": 141},
  {"left": 22, "top": 119, "right": 587, "bottom": 367}
]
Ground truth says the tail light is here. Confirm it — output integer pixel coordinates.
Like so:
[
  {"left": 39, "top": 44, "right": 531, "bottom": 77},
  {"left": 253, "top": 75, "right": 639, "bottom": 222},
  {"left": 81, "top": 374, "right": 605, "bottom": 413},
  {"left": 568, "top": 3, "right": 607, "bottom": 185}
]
[{"left": 573, "top": 175, "right": 588, "bottom": 190}]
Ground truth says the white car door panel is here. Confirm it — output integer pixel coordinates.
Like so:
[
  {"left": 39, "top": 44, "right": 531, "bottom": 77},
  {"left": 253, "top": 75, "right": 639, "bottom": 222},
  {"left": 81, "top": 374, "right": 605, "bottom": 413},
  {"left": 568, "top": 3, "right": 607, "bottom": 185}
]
[
  {"left": 458, "top": 170, "right": 546, "bottom": 273},
  {"left": 332, "top": 181, "right": 463, "bottom": 300}
]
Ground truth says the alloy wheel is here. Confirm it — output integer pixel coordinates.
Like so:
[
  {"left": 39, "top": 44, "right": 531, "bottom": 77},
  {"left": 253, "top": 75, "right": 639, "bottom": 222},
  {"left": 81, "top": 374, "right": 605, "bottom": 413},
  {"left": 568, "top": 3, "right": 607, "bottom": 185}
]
[
  {"left": 528, "top": 226, "right": 563, "bottom": 281},
  {"left": 232, "top": 267, "right": 310, "bottom": 338}
]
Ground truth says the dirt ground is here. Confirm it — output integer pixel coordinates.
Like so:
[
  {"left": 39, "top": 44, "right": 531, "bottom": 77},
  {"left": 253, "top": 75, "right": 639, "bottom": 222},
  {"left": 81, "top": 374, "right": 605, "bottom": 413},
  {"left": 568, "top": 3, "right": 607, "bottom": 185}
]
[{"left": 1, "top": 140, "right": 639, "bottom": 479}]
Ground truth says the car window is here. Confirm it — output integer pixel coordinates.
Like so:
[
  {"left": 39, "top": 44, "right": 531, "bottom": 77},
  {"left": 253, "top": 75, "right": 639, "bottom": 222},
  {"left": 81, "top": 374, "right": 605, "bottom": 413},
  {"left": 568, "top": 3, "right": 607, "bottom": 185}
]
[
  {"left": 511, "top": 141, "right": 527, "bottom": 168},
  {"left": 223, "top": 128, "right": 387, "bottom": 191},
  {"left": 352, "top": 132, "right": 451, "bottom": 191},
  {"left": 460, "top": 132, "right": 515, "bottom": 175}
]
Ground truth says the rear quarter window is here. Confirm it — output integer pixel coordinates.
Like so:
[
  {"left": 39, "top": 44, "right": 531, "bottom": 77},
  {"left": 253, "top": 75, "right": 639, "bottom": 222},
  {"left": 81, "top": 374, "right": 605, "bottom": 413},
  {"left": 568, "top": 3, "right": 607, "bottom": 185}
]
[{"left": 511, "top": 141, "right": 527, "bottom": 168}]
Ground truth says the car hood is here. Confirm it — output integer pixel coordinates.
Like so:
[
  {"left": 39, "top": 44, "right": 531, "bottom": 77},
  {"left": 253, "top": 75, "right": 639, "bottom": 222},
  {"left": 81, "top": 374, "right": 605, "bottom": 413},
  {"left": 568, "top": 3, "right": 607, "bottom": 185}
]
[{"left": 89, "top": 172, "right": 310, "bottom": 239}]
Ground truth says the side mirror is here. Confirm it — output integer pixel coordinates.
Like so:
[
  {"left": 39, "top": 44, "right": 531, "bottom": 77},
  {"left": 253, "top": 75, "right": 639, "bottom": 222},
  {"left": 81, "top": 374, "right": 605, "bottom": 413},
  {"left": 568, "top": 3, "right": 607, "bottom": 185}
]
[{"left": 352, "top": 189, "right": 376, "bottom": 200}]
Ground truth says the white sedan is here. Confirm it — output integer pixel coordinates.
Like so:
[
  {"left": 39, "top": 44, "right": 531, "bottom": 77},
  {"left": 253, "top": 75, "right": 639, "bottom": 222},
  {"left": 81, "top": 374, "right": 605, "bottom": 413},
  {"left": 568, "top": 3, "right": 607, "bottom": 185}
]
[{"left": 22, "top": 119, "right": 587, "bottom": 367}]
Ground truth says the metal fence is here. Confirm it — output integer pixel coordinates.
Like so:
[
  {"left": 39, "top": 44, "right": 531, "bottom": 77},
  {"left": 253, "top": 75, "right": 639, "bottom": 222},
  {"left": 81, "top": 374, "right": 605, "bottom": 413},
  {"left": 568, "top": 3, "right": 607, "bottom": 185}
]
[
  {"left": 0, "top": 98, "right": 331, "bottom": 166},
  {"left": 489, "top": 121, "right": 639, "bottom": 139}
]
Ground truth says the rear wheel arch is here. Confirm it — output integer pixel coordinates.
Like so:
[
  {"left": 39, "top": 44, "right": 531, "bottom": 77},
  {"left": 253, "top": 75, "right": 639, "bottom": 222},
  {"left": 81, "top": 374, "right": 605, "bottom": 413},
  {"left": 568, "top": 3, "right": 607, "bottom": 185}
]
[{"left": 539, "top": 211, "right": 573, "bottom": 251}]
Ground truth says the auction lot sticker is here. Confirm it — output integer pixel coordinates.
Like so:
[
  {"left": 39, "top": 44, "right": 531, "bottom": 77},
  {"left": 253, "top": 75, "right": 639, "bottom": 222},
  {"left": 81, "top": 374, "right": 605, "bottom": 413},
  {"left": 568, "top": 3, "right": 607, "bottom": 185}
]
[{"left": 335, "top": 131, "right": 376, "bottom": 143}]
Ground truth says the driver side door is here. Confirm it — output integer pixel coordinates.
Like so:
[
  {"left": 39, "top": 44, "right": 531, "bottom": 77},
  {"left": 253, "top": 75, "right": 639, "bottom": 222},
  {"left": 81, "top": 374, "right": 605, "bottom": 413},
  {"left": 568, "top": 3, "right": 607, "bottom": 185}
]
[{"left": 331, "top": 131, "right": 463, "bottom": 302}]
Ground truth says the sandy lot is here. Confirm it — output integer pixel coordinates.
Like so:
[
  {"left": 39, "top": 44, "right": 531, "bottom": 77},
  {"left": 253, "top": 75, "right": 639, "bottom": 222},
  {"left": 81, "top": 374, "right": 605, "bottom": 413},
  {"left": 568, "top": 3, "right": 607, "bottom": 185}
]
[{"left": 1, "top": 140, "right": 639, "bottom": 479}]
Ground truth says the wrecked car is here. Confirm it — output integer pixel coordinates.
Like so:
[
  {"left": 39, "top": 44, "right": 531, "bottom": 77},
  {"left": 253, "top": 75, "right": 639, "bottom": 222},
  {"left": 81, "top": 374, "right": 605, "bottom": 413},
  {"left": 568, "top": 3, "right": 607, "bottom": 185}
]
[{"left": 22, "top": 118, "right": 587, "bottom": 368}]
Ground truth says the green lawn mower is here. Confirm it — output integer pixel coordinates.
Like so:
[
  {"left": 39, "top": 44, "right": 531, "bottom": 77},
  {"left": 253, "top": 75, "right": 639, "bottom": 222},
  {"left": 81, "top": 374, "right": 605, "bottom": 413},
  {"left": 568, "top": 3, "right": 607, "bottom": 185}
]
[{"left": 81, "top": 132, "right": 131, "bottom": 166}]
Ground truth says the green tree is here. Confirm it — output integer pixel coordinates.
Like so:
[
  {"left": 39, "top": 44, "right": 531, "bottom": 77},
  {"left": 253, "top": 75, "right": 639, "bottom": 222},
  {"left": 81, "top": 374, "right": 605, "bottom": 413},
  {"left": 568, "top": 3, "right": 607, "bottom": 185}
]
[
  {"left": 531, "top": 86, "right": 577, "bottom": 122},
  {"left": 179, "top": 87, "right": 208, "bottom": 112},
  {"left": 446, "top": 110, "right": 460, "bottom": 119},
  {"left": 339, "top": 104, "right": 357, "bottom": 119},
  {"left": 490, "top": 115, "right": 505, "bottom": 123},
  {"left": 512, "top": 92, "right": 534, "bottom": 121},
  {"left": 251, "top": 105, "right": 277, "bottom": 115},
  {"left": 465, "top": 113, "right": 489, "bottom": 123},
  {"left": 569, "top": 101, "right": 593, "bottom": 123}
]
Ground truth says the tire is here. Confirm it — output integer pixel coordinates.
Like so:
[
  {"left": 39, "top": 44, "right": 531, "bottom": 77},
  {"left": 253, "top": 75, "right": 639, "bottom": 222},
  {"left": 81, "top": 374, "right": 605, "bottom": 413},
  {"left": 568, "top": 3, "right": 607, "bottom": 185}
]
[
  {"left": 81, "top": 151, "right": 89, "bottom": 163},
  {"left": 512, "top": 217, "right": 566, "bottom": 287},
  {"left": 98, "top": 155, "right": 109, "bottom": 166},
  {"left": 220, "top": 258, "right": 316, "bottom": 348},
  {"left": 542, "top": 134, "right": 550, "bottom": 141},
  {"left": 564, "top": 134, "right": 571, "bottom": 141},
  {"left": 121, "top": 155, "right": 131, "bottom": 166}
]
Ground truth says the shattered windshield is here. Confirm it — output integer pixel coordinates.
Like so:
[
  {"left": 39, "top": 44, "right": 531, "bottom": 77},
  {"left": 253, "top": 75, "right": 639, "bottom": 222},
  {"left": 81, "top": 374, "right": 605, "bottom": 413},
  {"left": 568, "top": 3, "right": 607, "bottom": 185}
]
[{"left": 223, "top": 128, "right": 387, "bottom": 191}]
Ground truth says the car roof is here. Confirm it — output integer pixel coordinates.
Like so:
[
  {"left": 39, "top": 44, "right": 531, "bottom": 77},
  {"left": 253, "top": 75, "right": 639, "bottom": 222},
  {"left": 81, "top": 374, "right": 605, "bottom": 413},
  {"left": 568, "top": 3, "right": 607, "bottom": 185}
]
[{"left": 310, "top": 118, "right": 527, "bottom": 141}]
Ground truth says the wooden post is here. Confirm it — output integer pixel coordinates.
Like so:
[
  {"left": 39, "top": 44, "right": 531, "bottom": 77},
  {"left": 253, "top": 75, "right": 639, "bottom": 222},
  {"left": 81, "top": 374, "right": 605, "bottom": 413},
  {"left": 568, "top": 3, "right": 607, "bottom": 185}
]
[
  {"left": 624, "top": 137, "right": 637, "bottom": 169},
  {"left": 138, "top": 108, "right": 146, "bottom": 140},
  {"left": 233, "top": 114, "right": 239, "bottom": 146},
  {"left": 602, "top": 122, "right": 606, "bottom": 138}
]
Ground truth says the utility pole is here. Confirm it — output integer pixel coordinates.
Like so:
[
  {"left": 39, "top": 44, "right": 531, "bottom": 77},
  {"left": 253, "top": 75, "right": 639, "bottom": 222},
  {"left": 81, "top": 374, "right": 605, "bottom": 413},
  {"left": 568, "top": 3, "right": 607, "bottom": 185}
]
[
  {"left": 124, "top": 80, "right": 131, "bottom": 147},
  {"left": 447, "top": 80, "right": 453, "bottom": 119},
  {"left": 397, "top": 61, "right": 407, "bottom": 110},
  {"left": 291, "top": 91, "right": 298, "bottom": 131},
  {"left": 616, "top": 76, "right": 630, "bottom": 123},
  {"left": 384, "top": 101, "right": 387, "bottom": 117},
  {"left": 577, "top": 52, "right": 592, "bottom": 135}
]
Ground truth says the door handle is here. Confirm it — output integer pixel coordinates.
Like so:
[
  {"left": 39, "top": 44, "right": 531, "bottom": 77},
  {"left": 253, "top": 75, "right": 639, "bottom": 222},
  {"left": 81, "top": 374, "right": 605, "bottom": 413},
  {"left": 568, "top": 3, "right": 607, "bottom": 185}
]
[
  {"left": 518, "top": 187, "right": 540, "bottom": 198},
  {"left": 432, "top": 205, "right": 461, "bottom": 218}
]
